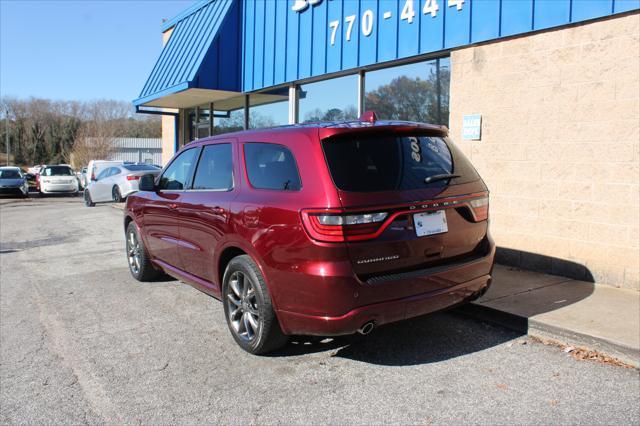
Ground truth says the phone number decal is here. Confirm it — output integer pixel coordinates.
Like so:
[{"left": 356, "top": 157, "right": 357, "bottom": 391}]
[{"left": 328, "top": 0, "right": 465, "bottom": 45}]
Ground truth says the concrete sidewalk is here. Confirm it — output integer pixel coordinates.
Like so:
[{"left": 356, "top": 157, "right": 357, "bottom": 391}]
[{"left": 460, "top": 265, "right": 640, "bottom": 367}]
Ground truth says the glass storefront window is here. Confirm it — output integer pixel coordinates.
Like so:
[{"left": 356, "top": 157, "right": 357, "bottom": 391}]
[
  {"left": 186, "top": 106, "right": 212, "bottom": 142},
  {"left": 213, "top": 109, "right": 244, "bottom": 135},
  {"left": 299, "top": 75, "right": 358, "bottom": 123},
  {"left": 249, "top": 88, "right": 288, "bottom": 129},
  {"left": 365, "top": 57, "right": 450, "bottom": 126}
]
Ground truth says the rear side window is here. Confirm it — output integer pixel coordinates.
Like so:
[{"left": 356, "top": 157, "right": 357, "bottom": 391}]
[
  {"left": 42, "top": 166, "right": 74, "bottom": 176},
  {"left": 192, "top": 144, "right": 233, "bottom": 190},
  {"left": 322, "top": 135, "right": 479, "bottom": 192},
  {"left": 244, "top": 143, "right": 301, "bottom": 191},
  {"left": 159, "top": 148, "right": 198, "bottom": 190}
]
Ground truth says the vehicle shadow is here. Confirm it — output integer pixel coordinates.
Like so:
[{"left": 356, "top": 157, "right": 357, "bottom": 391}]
[
  {"left": 455, "top": 253, "right": 596, "bottom": 327},
  {"left": 270, "top": 311, "right": 522, "bottom": 366}
]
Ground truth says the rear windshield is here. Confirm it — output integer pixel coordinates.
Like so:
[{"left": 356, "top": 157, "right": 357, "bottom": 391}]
[
  {"left": 322, "top": 135, "right": 479, "bottom": 192},
  {"left": 0, "top": 169, "right": 21, "bottom": 179},
  {"left": 41, "top": 166, "right": 74, "bottom": 176},
  {"left": 123, "top": 164, "right": 159, "bottom": 172}
]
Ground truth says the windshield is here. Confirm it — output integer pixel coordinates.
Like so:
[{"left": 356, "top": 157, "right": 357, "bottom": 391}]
[
  {"left": 322, "top": 135, "right": 479, "bottom": 192},
  {"left": 0, "top": 169, "right": 21, "bottom": 179},
  {"left": 123, "top": 164, "right": 159, "bottom": 172},
  {"left": 41, "top": 166, "right": 74, "bottom": 176}
]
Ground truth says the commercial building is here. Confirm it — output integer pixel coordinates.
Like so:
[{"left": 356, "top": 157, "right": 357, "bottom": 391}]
[
  {"left": 135, "top": 0, "right": 639, "bottom": 289},
  {"left": 108, "top": 138, "right": 163, "bottom": 165}
]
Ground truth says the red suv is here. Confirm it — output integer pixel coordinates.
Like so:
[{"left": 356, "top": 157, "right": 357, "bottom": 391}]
[{"left": 124, "top": 113, "right": 495, "bottom": 354}]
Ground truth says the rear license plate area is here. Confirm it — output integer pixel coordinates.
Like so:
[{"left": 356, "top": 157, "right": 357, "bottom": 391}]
[{"left": 414, "top": 210, "right": 448, "bottom": 237}]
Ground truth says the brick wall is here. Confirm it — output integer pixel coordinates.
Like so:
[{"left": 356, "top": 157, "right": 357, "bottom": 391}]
[{"left": 449, "top": 12, "right": 640, "bottom": 290}]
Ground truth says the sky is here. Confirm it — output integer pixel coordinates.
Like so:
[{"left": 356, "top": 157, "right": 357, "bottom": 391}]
[{"left": 0, "top": 0, "right": 192, "bottom": 102}]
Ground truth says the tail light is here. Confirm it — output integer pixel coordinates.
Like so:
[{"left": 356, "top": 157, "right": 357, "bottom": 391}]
[
  {"left": 469, "top": 196, "right": 489, "bottom": 221},
  {"left": 126, "top": 175, "right": 140, "bottom": 181},
  {"left": 91, "top": 172, "right": 95, "bottom": 181},
  {"left": 301, "top": 209, "right": 388, "bottom": 242}
]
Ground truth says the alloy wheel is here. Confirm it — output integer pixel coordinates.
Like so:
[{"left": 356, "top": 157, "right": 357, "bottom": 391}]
[
  {"left": 226, "top": 271, "right": 261, "bottom": 342},
  {"left": 127, "top": 230, "right": 141, "bottom": 275}
]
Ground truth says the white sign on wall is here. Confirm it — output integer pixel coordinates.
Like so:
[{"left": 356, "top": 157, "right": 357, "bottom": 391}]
[{"left": 462, "top": 114, "right": 482, "bottom": 140}]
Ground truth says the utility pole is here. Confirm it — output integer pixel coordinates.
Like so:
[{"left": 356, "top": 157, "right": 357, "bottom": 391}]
[{"left": 4, "top": 106, "right": 9, "bottom": 166}]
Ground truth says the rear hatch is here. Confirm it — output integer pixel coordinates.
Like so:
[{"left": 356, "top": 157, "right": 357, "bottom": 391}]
[
  {"left": 317, "top": 129, "right": 490, "bottom": 289},
  {"left": 40, "top": 166, "right": 76, "bottom": 185}
]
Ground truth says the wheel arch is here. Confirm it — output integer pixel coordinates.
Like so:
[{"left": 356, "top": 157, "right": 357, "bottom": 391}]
[
  {"left": 217, "top": 246, "right": 248, "bottom": 288},
  {"left": 216, "top": 243, "right": 274, "bottom": 301},
  {"left": 124, "top": 214, "right": 134, "bottom": 233},
  {"left": 216, "top": 243, "right": 286, "bottom": 329}
]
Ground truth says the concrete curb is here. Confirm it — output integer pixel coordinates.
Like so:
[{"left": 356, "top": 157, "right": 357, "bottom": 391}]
[{"left": 456, "top": 302, "right": 640, "bottom": 368}]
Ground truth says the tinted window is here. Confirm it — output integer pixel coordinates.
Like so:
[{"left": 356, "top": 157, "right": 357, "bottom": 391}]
[
  {"left": 159, "top": 148, "right": 198, "bottom": 190},
  {"left": 0, "top": 169, "right": 21, "bottom": 179},
  {"left": 42, "top": 166, "right": 73, "bottom": 176},
  {"left": 244, "top": 143, "right": 301, "bottom": 191},
  {"left": 96, "top": 169, "right": 110, "bottom": 180},
  {"left": 322, "top": 135, "right": 479, "bottom": 192},
  {"left": 192, "top": 144, "right": 233, "bottom": 190},
  {"left": 123, "top": 164, "right": 158, "bottom": 172}
]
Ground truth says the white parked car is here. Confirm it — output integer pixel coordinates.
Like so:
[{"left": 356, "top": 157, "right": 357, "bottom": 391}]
[
  {"left": 86, "top": 160, "right": 124, "bottom": 185},
  {"left": 39, "top": 165, "right": 80, "bottom": 196},
  {"left": 83, "top": 163, "right": 161, "bottom": 207}
]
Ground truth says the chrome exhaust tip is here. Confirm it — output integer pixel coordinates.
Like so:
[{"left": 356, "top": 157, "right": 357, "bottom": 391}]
[{"left": 357, "top": 321, "right": 375, "bottom": 335}]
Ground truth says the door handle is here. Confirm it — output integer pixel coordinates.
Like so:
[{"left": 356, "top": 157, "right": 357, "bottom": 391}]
[
  {"left": 211, "top": 206, "right": 225, "bottom": 215},
  {"left": 168, "top": 203, "right": 178, "bottom": 209}
]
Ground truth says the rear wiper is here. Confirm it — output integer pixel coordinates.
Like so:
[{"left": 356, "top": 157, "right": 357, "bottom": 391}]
[{"left": 424, "top": 173, "right": 460, "bottom": 184}]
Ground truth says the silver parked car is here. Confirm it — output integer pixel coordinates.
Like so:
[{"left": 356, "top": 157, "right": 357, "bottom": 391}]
[
  {"left": 0, "top": 167, "right": 29, "bottom": 198},
  {"left": 83, "top": 163, "right": 160, "bottom": 207}
]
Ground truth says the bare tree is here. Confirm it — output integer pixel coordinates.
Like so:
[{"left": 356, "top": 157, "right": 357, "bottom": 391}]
[{"left": 0, "top": 97, "right": 161, "bottom": 167}]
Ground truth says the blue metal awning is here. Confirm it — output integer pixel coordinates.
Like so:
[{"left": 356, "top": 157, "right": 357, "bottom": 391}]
[{"left": 134, "top": 0, "right": 241, "bottom": 108}]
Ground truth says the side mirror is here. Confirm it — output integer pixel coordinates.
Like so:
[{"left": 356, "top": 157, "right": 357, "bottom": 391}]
[{"left": 139, "top": 174, "right": 156, "bottom": 192}]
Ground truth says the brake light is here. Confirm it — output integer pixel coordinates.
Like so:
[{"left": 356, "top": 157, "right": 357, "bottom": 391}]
[
  {"left": 126, "top": 175, "right": 140, "bottom": 181},
  {"left": 469, "top": 196, "right": 489, "bottom": 221},
  {"left": 301, "top": 210, "right": 388, "bottom": 242}
]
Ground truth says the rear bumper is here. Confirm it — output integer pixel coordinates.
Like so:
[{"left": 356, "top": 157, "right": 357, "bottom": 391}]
[
  {"left": 120, "top": 181, "right": 138, "bottom": 198},
  {"left": 274, "top": 236, "right": 495, "bottom": 336},
  {"left": 277, "top": 274, "right": 491, "bottom": 336},
  {"left": 41, "top": 183, "right": 78, "bottom": 193}
]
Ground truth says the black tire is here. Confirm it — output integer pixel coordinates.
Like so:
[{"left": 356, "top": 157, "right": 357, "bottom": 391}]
[
  {"left": 112, "top": 186, "right": 123, "bottom": 203},
  {"left": 222, "top": 255, "right": 289, "bottom": 354},
  {"left": 84, "top": 189, "right": 95, "bottom": 207},
  {"left": 126, "top": 222, "right": 161, "bottom": 282}
]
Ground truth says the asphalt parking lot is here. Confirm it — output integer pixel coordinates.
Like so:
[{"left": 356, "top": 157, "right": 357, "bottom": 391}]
[{"left": 1, "top": 196, "right": 639, "bottom": 425}]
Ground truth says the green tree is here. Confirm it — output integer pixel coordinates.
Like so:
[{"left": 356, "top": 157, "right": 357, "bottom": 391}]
[{"left": 364, "top": 66, "right": 450, "bottom": 125}]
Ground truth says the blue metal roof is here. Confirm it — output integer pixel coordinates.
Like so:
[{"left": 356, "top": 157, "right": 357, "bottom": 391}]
[{"left": 134, "top": 0, "right": 239, "bottom": 106}]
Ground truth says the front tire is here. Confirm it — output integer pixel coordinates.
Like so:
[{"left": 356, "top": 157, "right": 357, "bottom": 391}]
[
  {"left": 126, "top": 222, "right": 161, "bottom": 281},
  {"left": 222, "top": 255, "right": 289, "bottom": 354}
]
